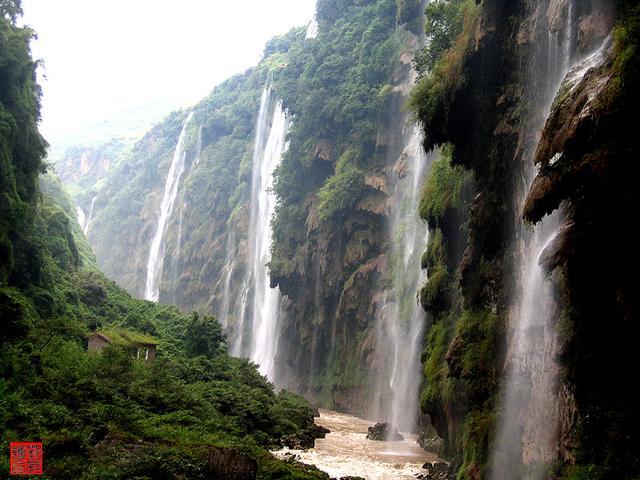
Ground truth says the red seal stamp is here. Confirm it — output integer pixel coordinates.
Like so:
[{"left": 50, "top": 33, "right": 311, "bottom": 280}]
[{"left": 10, "top": 442, "right": 43, "bottom": 475}]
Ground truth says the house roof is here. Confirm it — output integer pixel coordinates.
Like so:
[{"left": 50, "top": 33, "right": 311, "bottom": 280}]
[{"left": 89, "top": 327, "right": 159, "bottom": 347}]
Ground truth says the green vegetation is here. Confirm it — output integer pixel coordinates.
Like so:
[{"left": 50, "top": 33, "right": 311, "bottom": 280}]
[
  {"left": 419, "top": 146, "right": 472, "bottom": 227},
  {"left": 93, "top": 326, "right": 158, "bottom": 346},
  {"left": 271, "top": 0, "right": 402, "bottom": 271},
  {"left": 0, "top": 7, "right": 327, "bottom": 479},
  {"left": 409, "top": 0, "right": 480, "bottom": 135},
  {"left": 413, "top": 0, "right": 467, "bottom": 75},
  {"left": 316, "top": 150, "right": 365, "bottom": 221}
]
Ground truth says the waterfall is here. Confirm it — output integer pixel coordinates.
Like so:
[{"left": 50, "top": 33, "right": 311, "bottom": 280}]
[
  {"left": 84, "top": 195, "right": 97, "bottom": 235},
  {"left": 306, "top": 15, "right": 318, "bottom": 40},
  {"left": 194, "top": 126, "right": 203, "bottom": 166},
  {"left": 144, "top": 112, "right": 194, "bottom": 302},
  {"left": 77, "top": 195, "right": 98, "bottom": 236},
  {"left": 233, "top": 87, "right": 290, "bottom": 380},
  {"left": 219, "top": 230, "right": 237, "bottom": 329},
  {"left": 77, "top": 206, "right": 86, "bottom": 233},
  {"left": 387, "top": 127, "right": 432, "bottom": 433},
  {"left": 490, "top": 3, "right": 610, "bottom": 477}
]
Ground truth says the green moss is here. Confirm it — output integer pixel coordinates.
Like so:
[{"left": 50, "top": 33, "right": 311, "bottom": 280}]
[
  {"left": 409, "top": 0, "right": 481, "bottom": 130},
  {"left": 558, "top": 465, "right": 606, "bottom": 480},
  {"left": 316, "top": 148, "right": 366, "bottom": 222},
  {"left": 594, "top": 4, "right": 640, "bottom": 113},
  {"left": 95, "top": 326, "right": 159, "bottom": 347},
  {"left": 459, "top": 410, "right": 494, "bottom": 479},
  {"left": 419, "top": 146, "right": 472, "bottom": 227}
]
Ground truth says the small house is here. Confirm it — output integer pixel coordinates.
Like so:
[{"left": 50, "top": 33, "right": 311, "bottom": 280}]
[{"left": 87, "top": 327, "right": 159, "bottom": 361}]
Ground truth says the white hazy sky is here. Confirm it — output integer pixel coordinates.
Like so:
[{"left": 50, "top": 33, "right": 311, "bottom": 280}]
[{"left": 21, "top": 0, "right": 316, "bottom": 144}]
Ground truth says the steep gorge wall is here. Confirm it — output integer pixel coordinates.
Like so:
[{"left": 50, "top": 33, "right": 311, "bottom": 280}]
[
  {"left": 411, "top": 0, "right": 639, "bottom": 477},
  {"left": 55, "top": 0, "right": 429, "bottom": 419}
]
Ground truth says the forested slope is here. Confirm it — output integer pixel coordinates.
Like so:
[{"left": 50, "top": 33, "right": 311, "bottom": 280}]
[{"left": 0, "top": 5, "right": 328, "bottom": 478}]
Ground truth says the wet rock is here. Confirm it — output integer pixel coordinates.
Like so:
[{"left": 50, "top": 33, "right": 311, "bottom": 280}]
[
  {"left": 577, "top": 8, "right": 615, "bottom": 53},
  {"left": 281, "top": 424, "right": 330, "bottom": 450},
  {"left": 207, "top": 446, "right": 257, "bottom": 480},
  {"left": 278, "top": 450, "right": 302, "bottom": 463},
  {"left": 421, "top": 461, "right": 455, "bottom": 480},
  {"left": 524, "top": 38, "right": 615, "bottom": 224},
  {"left": 417, "top": 433, "right": 444, "bottom": 453},
  {"left": 366, "top": 422, "right": 404, "bottom": 441},
  {"left": 538, "top": 220, "right": 574, "bottom": 274}
]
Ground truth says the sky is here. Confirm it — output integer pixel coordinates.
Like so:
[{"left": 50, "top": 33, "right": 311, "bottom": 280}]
[{"left": 21, "top": 0, "right": 316, "bottom": 145}]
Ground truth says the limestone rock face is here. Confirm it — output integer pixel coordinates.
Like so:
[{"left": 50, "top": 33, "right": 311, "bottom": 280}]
[{"left": 524, "top": 39, "right": 615, "bottom": 224}]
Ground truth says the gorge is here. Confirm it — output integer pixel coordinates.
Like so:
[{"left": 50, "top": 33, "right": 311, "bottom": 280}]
[{"left": 2, "top": 0, "right": 640, "bottom": 478}]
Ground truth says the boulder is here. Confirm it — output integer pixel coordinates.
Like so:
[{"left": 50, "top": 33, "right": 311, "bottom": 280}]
[
  {"left": 421, "top": 461, "right": 455, "bottom": 480},
  {"left": 281, "top": 424, "right": 330, "bottom": 449},
  {"left": 207, "top": 446, "right": 257, "bottom": 480},
  {"left": 366, "top": 422, "right": 404, "bottom": 441}
]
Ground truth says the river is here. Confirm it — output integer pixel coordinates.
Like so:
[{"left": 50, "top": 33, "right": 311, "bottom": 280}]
[{"left": 274, "top": 409, "right": 441, "bottom": 479}]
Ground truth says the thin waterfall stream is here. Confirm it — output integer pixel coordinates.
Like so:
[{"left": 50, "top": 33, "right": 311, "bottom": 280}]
[{"left": 144, "top": 112, "right": 194, "bottom": 302}]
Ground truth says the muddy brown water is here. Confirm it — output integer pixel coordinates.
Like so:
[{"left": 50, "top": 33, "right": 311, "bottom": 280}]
[{"left": 273, "top": 409, "right": 441, "bottom": 479}]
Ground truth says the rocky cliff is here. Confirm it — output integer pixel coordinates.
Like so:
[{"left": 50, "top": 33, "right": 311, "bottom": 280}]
[{"left": 410, "top": 0, "right": 639, "bottom": 477}]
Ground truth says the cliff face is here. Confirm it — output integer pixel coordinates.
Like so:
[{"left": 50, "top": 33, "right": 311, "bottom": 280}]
[
  {"left": 54, "top": 0, "right": 428, "bottom": 417},
  {"left": 270, "top": 13, "right": 427, "bottom": 413},
  {"left": 411, "top": 0, "right": 639, "bottom": 477},
  {"left": 61, "top": 70, "right": 267, "bottom": 305}
]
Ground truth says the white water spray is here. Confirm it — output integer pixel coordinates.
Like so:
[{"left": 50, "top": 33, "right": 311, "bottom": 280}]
[
  {"left": 77, "top": 195, "right": 98, "bottom": 236},
  {"left": 144, "top": 112, "right": 194, "bottom": 302},
  {"left": 219, "top": 230, "right": 237, "bottom": 329},
  {"left": 233, "top": 87, "right": 290, "bottom": 380},
  {"left": 84, "top": 195, "right": 97, "bottom": 236},
  {"left": 77, "top": 206, "right": 86, "bottom": 233},
  {"left": 490, "top": 3, "right": 611, "bottom": 478},
  {"left": 306, "top": 15, "right": 318, "bottom": 40},
  {"left": 377, "top": 127, "right": 431, "bottom": 433}
]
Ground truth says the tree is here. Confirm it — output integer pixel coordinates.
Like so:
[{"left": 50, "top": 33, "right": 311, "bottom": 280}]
[
  {"left": 184, "top": 313, "right": 227, "bottom": 357},
  {"left": 0, "top": 0, "right": 22, "bottom": 22}
]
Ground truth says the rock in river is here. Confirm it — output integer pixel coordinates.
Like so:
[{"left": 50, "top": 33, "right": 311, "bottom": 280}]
[{"left": 366, "top": 422, "right": 404, "bottom": 441}]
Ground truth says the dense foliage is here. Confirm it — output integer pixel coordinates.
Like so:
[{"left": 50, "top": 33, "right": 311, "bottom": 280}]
[
  {"left": 272, "top": 0, "right": 401, "bottom": 250},
  {"left": 0, "top": 9, "right": 327, "bottom": 479},
  {"left": 410, "top": 2, "right": 499, "bottom": 476}
]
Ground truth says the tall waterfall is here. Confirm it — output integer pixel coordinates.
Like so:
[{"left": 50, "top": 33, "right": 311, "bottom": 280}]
[
  {"left": 490, "top": 3, "right": 610, "bottom": 477},
  {"left": 233, "top": 87, "right": 290, "bottom": 380},
  {"left": 384, "top": 127, "right": 431, "bottom": 432},
  {"left": 144, "top": 112, "right": 194, "bottom": 302}
]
